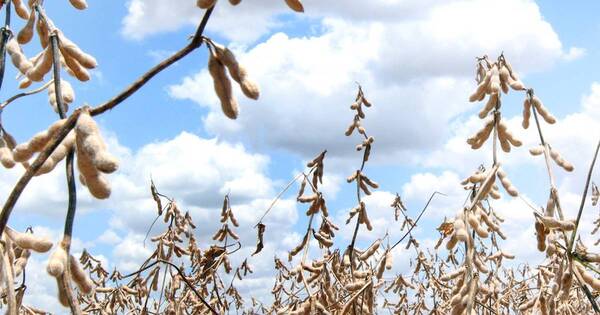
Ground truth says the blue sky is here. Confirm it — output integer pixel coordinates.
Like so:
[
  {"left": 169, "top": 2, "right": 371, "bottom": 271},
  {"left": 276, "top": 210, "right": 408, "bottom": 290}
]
[{"left": 2, "top": 0, "right": 600, "bottom": 312}]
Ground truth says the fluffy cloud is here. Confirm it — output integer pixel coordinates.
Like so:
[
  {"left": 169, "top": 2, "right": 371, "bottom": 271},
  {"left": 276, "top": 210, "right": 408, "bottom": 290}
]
[{"left": 165, "top": 0, "right": 575, "bottom": 165}]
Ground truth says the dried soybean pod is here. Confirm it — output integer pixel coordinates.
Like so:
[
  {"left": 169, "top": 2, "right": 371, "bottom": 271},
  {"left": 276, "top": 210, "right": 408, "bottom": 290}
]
[
  {"left": 385, "top": 250, "right": 393, "bottom": 270},
  {"left": 27, "top": 46, "right": 53, "bottom": 82},
  {"left": 531, "top": 95, "right": 556, "bottom": 124},
  {"left": 197, "top": 0, "right": 217, "bottom": 8},
  {"left": 285, "top": 0, "right": 304, "bottom": 12},
  {"left": 18, "top": 77, "right": 32, "bottom": 89},
  {"left": 36, "top": 132, "right": 76, "bottom": 176},
  {"left": 69, "top": 0, "right": 88, "bottom": 10},
  {"left": 77, "top": 146, "right": 111, "bottom": 199},
  {"left": 208, "top": 53, "right": 239, "bottom": 119},
  {"left": 0, "top": 139, "right": 15, "bottom": 168},
  {"left": 549, "top": 149, "right": 574, "bottom": 172},
  {"left": 69, "top": 255, "right": 93, "bottom": 294},
  {"left": 213, "top": 44, "right": 260, "bottom": 100},
  {"left": 57, "top": 32, "right": 97, "bottom": 69},
  {"left": 358, "top": 239, "right": 380, "bottom": 261},
  {"left": 61, "top": 46, "right": 91, "bottom": 81},
  {"left": 522, "top": 97, "right": 531, "bottom": 129},
  {"left": 17, "top": 9, "right": 36, "bottom": 44},
  {"left": 479, "top": 93, "right": 498, "bottom": 118},
  {"left": 36, "top": 18, "right": 49, "bottom": 48},
  {"left": 535, "top": 221, "right": 546, "bottom": 252},
  {"left": 6, "top": 38, "right": 33, "bottom": 74},
  {"left": 13, "top": 0, "right": 30, "bottom": 20},
  {"left": 529, "top": 145, "right": 544, "bottom": 156},
  {"left": 5, "top": 227, "right": 52, "bottom": 253},
  {"left": 76, "top": 110, "right": 119, "bottom": 173},
  {"left": 47, "top": 246, "right": 68, "bottom": 277}
]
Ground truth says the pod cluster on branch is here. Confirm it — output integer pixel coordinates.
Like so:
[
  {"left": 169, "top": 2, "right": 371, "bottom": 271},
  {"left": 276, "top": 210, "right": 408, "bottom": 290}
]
[{"left": 205, "top": 39, "right": 260, "bottom": 120}]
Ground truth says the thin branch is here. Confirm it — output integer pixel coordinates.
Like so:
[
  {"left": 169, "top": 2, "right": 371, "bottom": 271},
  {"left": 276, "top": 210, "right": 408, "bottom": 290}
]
[
  {"left": 0, "top": 80, "right": 53, "bottom": 109},
  {"left": 0, "top": 0, "right": 11, "bottom": 93},
  {"left": 90, "top": 6, "right": 214, "bottom": 116},
  {"left": 391, "top": 191, "right": 447, "bottom": 250},
  {"left": 568, "top": 139, "right": 600, "bottom": 253}
]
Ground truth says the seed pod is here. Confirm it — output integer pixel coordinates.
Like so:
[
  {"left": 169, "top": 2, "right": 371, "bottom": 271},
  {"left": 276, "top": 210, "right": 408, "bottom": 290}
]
[
  {"left": 446, "top": 234, "right": 458, "bottom": 250},
  {"left": 285, "top": 0, "right": 304, "bottom": 12},
  {"left": 13, "top": 0, "right": 29, "bottom": 20},
  {"left": 535, "top": 221, "right": 546, "bottom": 252},
  {"left": 529, "top": 145, "right": 544, "bottom": 156},
  {"left": 213, "top": 44, "right": 260, "bottom": 100},
  {"left": 560, "top": 271, "right": 573, "bottom": 301},
  {"left": 522, "top": 97, "right": 532, "bottom": 129},
  {"left": 14, "top": 250, "right": 31, "bottom": 277},
  {"left": 545, "top": 195, "right": 555, "bottom": 217},
  {"left": 229, "top": 0, "right": 242, "bottom": 4},
  {"left": 57, "top": 32, "right": 97, "bottom": 69},
  {"left": 385, "top": 250, "right": 393, "bottom": 270},
  {"left": 77, "top": 146, "right": 112, "bottom": 199},
  {"left": 17, "top": 9, "right": 35, "bottom": 44},
  {"left": 478, "top": 93, "right": 498, "bottom": 118},
  {"left": 47, "top": 246, "right": 68, "bottom": 277},
  {"left": 488, "top": 64, "right": 501, "bottom": 94},
  {"left": 208, "top": 53, "right": 239, "bottom": 119},
  {"left": 497, "top": 120, "right": 522, "bottom": 152},
  {"left": 361, "top": 175, "right": 379, "bottom": 189},
  {"left": 358, "top": 239, "right": 380, "bottom": 261},
  {"left": 69, "top": 0, "right": 88, "bottom": 10},
  {"left": 26, "top": 46, "right": 53, "bottom": 82},
  {"left": 473, "top": 255, "right": 489, "bottom": 273},
  {"left": 530, "top": 95, "right": 556, "bottom": 124},
  {"left": 0, "top": 139, "right": 15, "bottom": 168},
  {"left": 549, "top": 148, "right": 574, "bottom": 172},
  {"left": 345, "top": 280, "right": 366, "bottom": 292},
  {"left": 575, "top": 262, "right": 600, "bottom": 290},
  {"left": 48, "top": 80, "right": 75, "bottom": 114},
  {"left": 467, "top": 117, "right": 494, "bottom": 149},
  {"left": 35, "top": 17, "right": 49, "bottom": 48},
  {"left": 69, "top": 254, "right": 93, "bottom": 294},
  {"left": 6, "top": 38, "right": 33, "bottom": 75},
  {"left": 75, "top": 110, "right": 119, "bottom": 174},
  {"left": 36, "top": 132, "right": 76, "bottom": 176},
  {"left": 454, "top": 219, "right": 468, "bottom": 242},
  {"left": 5, "top": 227, "right": 52, "bottom": 253},
  {"left": 62, "top": 50, "right": 91, "bottom": 81},
  {"left": 197, "top": 0, "right": 217, "bottom": 8},
  {"left": 497, "top": 168, "right": 519, "bottom": 197},
  {"left": 440, "top": 267, "right": 466, "bottom": 282},
  {"left": 469, "top": 71, "right": 490, "bottom": 102},
  {"left": 519, "top": 297, "right": 536, "bottom": 311},
  {"left": 13, "top": 119, "right": 67, "bottom": 162},
  {"left": 538, "top": 216, "right": 575, "bottom": 231}
]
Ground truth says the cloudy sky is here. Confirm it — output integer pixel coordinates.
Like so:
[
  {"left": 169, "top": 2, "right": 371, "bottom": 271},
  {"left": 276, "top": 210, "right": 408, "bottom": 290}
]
[{"left": 2, "top": 0, "right": 600, "bottom": 312}]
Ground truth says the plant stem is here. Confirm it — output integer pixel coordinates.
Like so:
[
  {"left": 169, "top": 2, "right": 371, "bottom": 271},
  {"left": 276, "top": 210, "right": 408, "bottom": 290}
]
[{"left": 568, "top": 139, "right": 600, "bottom": 254}]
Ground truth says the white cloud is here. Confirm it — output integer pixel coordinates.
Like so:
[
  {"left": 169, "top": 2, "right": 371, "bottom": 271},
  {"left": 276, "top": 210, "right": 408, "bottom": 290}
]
[
  {"left": 167, "top": 0, "right": 573, "bottom": 164},
  {"left": 562, "top": 46, "right": 586, "bottom": 61}
]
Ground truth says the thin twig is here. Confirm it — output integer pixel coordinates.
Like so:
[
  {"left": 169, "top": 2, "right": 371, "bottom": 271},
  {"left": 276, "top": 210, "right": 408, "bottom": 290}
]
[
  {"left": 568, "top": 139, "right": 600, "bottom": 253},
  {"left": 0, "top": 80, "right": 53, "bottom": 109},
  {"left": 391, "top": 191, "right": 446, "bottom": 250}
]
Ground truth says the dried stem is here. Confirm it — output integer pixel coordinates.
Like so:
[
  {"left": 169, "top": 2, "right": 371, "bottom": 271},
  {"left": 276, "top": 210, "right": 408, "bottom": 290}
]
[
  {"left": 568, "top": 139, "right": 600, "bottom": 253},
  {"left": 0, "top": 0, "right": 11, "bottom": 93},
  {"left": 0, "top": 80, "right": 53, "bottom": 109}
]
